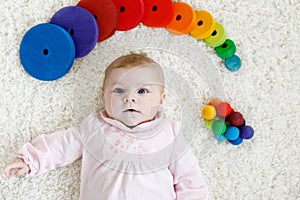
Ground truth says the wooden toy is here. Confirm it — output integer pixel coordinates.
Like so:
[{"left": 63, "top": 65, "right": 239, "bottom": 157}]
[
  {"left": 190, "top": 10, "right": 216, "bottom": 39},
  {"left": 142, "top": 0, "right": 174, "bottom": 28},
  {"left": 240, "top": 126, "right": 254, "bottom": 139},
  {"left": 20, "top": 23, "right": 75, "bottom": 81},
  {"left": 202, "top": 99, "right": 254, "bottom": 145},
  {"left": 215, "top": 39, "right": 236, "bottom": 59},
  {"left": 225, "top": 55, "right": 241, "bottom": 72},
  {"left": 211, "top": 120, "right": 227, "bottom": 135},
  {"left": 50, "top": 6, "right": 98, "bottom": 58},
  {"left": 204, "top": 22, "right": 227, "bottom": 47},
  {"left": 111, "top": 0, "right": 144, "bottom": 31},
  {"left": 228, "top": 111, "right": 244, "bottom": 127},
  {"left": 20, "top": 0, "right": 244, "bottom": 81},
  {"left": 224, "top": 126, "right": 240, "bottom": 140},
  {"left": 165, "top": 2, "right": 196, "bottom": 35},
  {"left": 202, "top": 105, "right": 217, "bottom": 120},
  {"left": 77, "top": 0, "right": 118, "bottom": 41},
  {"left": 216, "top": 102, "right": 234, "bottom": 118},
  {"left": 230, "top": 137, "right": 243, "bottom": 145}
]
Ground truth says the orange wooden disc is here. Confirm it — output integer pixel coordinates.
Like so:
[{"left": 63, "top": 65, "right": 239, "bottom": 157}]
[
  {"left": 142, "top": 0, "right": 174, "bottom": 28},
  {"left": 190, "top": 10, "right": 216, "bottom": 39},
  {"left": 165, "top": 2, "right": 196, "bottom": 35}
]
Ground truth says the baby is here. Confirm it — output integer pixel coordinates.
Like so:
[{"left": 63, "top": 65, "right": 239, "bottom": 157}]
[{"left": 4, "top": 53, "right": 208, "bottom": 199}]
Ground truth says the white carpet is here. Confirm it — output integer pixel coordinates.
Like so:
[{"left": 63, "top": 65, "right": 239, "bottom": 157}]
[{"left": 1, "top": 0, "right": 299, "bottom": 199}]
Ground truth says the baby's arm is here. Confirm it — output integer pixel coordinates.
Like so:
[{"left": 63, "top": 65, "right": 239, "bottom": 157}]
[
  {"left": 4, "top": 158, "right": 30, "bottom": 179},
  {"left": 169, "top": 148, "right": 209, "bottom": 200},
  {"left": 4, "top": 127, "right": 82, "bottom": 178}
]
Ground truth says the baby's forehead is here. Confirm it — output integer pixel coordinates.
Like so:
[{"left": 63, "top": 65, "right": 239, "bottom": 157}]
[{"left": 109, "top": 64, "right": 164, "bottom": 82}]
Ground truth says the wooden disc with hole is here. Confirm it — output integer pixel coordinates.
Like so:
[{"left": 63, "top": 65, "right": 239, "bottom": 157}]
[
  {"left": 215, "top": 39, "right": 236, "bottom": 59},
  {"left": 203, "top": 22, "right": 227, "bottom": 47},
  {"left": 111, "top": 0, "right": 144, "bottom": 31},
  {"left": 142, "top": 0, "right": 174, "bottom": 28},
  {"left": 50, "top": 6, "right": 98, "bottom": 58},
  {"left": 77, "top": 0, "right": 118, "bottom": 41},
  {"left": 20, "top": 23, "right": 75, "bottom": 81},
  {"left": 165, "top": 2, "right": 196, "bottom": 35},
  {"left": 190, "top": 10, "right": 216, "bottom": 39}
]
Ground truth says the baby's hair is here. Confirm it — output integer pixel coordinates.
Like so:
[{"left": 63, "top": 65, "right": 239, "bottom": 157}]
[{"left": 102, "top": 53, "right": 164, "bottom": 90}]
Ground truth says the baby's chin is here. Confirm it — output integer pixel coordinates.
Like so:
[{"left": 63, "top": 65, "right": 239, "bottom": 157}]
[{"left": 121, "top": 119, "right": 152, "bottom": 129}]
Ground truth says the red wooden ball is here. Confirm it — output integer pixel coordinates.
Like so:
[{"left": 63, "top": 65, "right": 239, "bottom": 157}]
[
  {"left": 216, "top": 102, "right": 233, "bottom": 117},
  {"left": 229, "top": 111, "right": 244, "bottom": 126}
]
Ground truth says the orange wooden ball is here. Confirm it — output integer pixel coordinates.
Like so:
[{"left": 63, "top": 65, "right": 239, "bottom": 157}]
[{"left": 209, "top": 98, "right": 222, "bottom": 108}]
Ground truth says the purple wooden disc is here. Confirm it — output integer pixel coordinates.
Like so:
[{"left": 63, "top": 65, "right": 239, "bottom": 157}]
[{"left": 50, "top": 6, "right": 99, "bottom": 58}]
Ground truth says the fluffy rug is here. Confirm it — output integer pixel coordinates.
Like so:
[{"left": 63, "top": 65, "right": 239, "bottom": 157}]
[{"left": 1, "top": 0, "right": 299, "bottom": 199}]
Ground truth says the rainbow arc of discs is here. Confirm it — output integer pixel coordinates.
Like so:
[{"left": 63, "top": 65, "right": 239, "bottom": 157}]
[{"left": 20, "top": 0, "right": 242, "bottom": 81}]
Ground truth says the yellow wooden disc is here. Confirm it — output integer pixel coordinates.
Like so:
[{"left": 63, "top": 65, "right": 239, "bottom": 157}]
[{"left": 190, "top": 10, "right": 216, "bottom": 39}]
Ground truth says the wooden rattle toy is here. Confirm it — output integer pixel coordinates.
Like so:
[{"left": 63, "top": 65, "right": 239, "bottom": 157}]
[{"left": 202, "top": 99, "right": 254, "bottom": 146}]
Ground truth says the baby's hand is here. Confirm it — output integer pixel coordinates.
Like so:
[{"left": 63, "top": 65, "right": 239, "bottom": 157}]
[{"left": 4, "top": 158, "right": 30, "bottom": 179}]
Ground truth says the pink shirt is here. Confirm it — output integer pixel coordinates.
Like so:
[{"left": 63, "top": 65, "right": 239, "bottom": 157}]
[{"left": 19, "top": 111, "right": 208, "bottom": 200}]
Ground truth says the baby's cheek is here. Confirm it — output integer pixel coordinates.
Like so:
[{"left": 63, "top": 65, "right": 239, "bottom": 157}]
[{"left": 147, "top": 103, "right": 161, "bottom": 116}]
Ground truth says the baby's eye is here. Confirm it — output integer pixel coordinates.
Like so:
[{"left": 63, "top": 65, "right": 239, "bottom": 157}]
[
  {"left": 138, "top": 88, "right": 149, "bottom": 94},
  {"left": 113, "top": 88, "right": 124, "bottom": 93}
]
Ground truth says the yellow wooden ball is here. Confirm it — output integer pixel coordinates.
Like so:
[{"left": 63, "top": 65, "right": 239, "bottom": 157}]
[{"left": 202, "top": 105, "right": 216, "bottom": 120}]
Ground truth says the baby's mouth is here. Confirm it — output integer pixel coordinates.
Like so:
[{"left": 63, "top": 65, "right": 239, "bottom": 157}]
[{"left": 124, "top": 109, "right": 140, "bottom": 113}]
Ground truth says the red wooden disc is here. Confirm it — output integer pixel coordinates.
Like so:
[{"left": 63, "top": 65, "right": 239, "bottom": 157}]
[
  {"left": 142, "top": 0, "right": 174, "bottom": 28},
  {"left": 77, "top": 0, "right": 118, "bottom": 42},
  {"left": 111, "top": 0, "right": 144, "bottom": 31}
]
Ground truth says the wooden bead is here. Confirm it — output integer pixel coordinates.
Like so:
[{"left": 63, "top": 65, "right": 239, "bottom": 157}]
[{"left": 165, "top": 2, "right": 196, "bottom": 35}]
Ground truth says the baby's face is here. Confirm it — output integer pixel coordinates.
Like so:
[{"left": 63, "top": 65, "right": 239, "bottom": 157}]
[{"left": 103, "top": 64, "right": 165, "bottom": 127}]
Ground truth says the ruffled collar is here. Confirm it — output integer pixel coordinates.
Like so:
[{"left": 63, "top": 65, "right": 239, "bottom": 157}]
[{"left": 98, "top": 110, "right": 167, "bottom": 139}]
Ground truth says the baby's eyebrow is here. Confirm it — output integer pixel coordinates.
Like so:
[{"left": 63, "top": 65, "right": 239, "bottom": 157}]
[{"left": 110, "top": 82, "right": 125, "bottom": 87}]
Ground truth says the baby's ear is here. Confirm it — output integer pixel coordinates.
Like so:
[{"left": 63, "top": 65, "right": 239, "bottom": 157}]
[{"left": 101, "top": 89, "right": 104, "bottom": 97}]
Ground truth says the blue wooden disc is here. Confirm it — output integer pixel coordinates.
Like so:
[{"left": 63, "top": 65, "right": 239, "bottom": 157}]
[
  {"left": 20, "top": 23, "right": 75, "bottom": 81},
  {"left": 50, "top": 6, "right": 98, "bottom": 58}
]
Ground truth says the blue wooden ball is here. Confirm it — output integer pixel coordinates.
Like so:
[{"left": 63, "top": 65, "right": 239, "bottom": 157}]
[
  {"left": 224, "top": 126, "right": 240, "bottom": 140},
  {"left": 240, "top": 125, "right": 254, "bottom": 139},
  {"left": 214, "top": 133, "right": 227, "bottom": 142},
  {"left": 229, "top": 137, "right": 243, "bottom": 145},
  {"left": 225, "top": 55, "right": 241, "bottom": 72}
]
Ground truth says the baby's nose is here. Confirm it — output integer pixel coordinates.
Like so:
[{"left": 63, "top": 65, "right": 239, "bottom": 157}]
[{"left": 124, "top": 95, "right": 136, "bottom": 103}]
